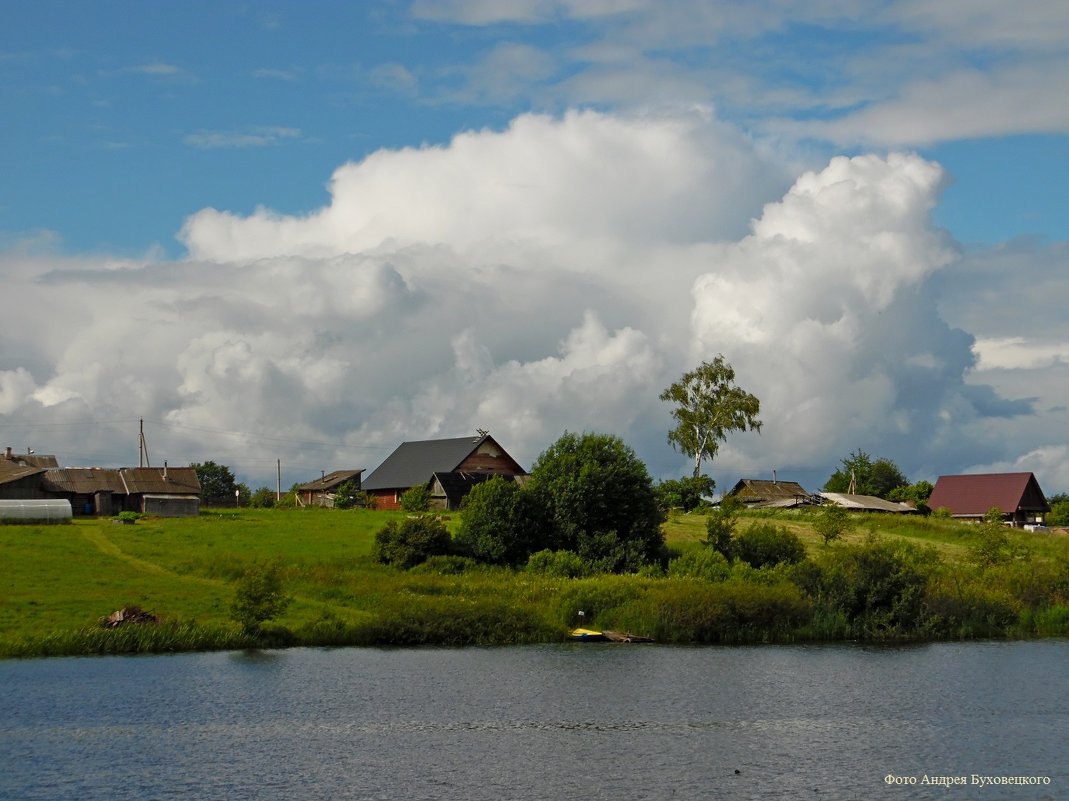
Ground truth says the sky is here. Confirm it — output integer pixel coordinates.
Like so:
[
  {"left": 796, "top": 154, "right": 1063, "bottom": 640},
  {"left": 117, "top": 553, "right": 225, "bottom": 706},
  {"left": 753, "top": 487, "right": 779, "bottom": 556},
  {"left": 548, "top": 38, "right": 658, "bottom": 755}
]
[{"left": 2, "top": 0, "right": 1068, "bottom": 494}]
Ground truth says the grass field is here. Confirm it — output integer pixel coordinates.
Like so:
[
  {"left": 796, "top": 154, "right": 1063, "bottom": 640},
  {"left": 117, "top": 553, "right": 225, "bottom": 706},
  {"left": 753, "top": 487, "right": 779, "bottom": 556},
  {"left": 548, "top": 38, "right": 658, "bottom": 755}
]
[{"left": 2, "top": 506, "right": 1068, "bottom": 657}]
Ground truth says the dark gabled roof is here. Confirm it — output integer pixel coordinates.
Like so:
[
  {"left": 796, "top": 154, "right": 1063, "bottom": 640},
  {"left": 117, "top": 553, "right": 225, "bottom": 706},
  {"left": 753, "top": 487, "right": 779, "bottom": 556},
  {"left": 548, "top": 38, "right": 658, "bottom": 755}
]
[
  {"left": 928, "top": 472, "right": 1049, "bottom": 516},
  {"left": 0, "top": 462, "right": 48, "bottom": 486},
  {"left": 727, "top": 479, "right": 812, "bottom": 503},
  {"left": 295, "top": 469, "right": 364, "bottom": 492},
  {"left": 1, "top": 452, "right": 58, "bottom": 469},
  {"left": 363, "top": 434, "right": 520, "bottom": 491},
  {"left": 431, "top": 471, "right": 500, "bottom": 502},
  {"left": 119, "top": 467, "right": 200, "bottom": 495},
  {"left": 43, "top": 468, "right": 127, "bottom": 494},
  {"left": 42, "top": 466, "right": 200, "bottom": 496}
]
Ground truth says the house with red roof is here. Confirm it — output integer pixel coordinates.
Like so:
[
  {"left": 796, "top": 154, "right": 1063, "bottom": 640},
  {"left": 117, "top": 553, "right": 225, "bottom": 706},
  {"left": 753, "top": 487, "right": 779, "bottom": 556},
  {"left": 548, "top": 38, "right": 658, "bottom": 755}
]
[{"left": 927, "top": 472, "right": 1050, "bottom": 527}]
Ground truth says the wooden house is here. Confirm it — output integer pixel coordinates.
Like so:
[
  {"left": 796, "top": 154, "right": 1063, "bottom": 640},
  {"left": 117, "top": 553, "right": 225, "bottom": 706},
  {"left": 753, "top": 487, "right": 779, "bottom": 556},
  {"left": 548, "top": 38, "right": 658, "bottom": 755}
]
[
  {"left": 927, "top": 472, "right": 1050, "bottom": 527},
  {"left": 362, "top": 434, "right": 526, "bottom": 510},
  {"left": 42, "top": 466, "right": 201, "bottom": 517},
  {"left": 725, "top": 478, "right": 816, "bottom": 509},
  {"left": 295, "top": 469, "right": 364, "bottom": 507}
]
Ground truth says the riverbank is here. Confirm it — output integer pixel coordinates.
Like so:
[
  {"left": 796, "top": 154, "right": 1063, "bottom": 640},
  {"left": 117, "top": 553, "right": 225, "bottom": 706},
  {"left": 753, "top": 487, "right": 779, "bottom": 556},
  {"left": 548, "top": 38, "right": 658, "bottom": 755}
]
[{"left": 3, "top": 507, "right": 1068, "bottom": 657}]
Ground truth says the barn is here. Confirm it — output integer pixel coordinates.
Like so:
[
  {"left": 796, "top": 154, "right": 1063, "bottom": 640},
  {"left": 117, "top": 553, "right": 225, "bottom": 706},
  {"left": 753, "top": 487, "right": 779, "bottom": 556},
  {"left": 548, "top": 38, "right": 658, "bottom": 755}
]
[
  {"left": 362, "top": 434, "right": 526, "bottom": 511},
  {"left": 927, "top": 472, "right": 1050, "bottom": 527}
]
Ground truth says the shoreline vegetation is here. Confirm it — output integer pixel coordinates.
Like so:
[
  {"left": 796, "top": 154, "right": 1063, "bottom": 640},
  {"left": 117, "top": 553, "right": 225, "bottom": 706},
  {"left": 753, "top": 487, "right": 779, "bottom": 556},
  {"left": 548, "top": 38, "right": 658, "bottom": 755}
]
[{"left": 3, "top": 505, "right": 1069, "bottom": 660}]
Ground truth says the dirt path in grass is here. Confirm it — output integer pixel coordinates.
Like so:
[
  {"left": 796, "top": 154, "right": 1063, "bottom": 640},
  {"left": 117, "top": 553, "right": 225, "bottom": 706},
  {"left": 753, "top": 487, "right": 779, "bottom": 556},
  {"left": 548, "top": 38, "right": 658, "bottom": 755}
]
[
  {"left": 78, "top": 526, "right": 222, "bottom": 586},
  {"left": 77, "top": 525, "right": 369, "bottom": 623}
]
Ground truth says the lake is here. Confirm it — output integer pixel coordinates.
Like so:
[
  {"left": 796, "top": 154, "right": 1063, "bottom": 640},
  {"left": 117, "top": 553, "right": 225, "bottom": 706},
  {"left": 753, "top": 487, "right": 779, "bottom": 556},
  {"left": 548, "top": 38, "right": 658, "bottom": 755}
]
[{"left": 1, "top": 641, "right": 1066, "bottom": 800}]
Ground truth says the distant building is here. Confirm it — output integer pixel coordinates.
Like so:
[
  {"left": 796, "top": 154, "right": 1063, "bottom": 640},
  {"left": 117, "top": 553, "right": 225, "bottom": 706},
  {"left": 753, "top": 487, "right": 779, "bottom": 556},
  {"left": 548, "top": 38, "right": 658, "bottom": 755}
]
[
  {"left": 819, "top": 492, "right": 916, "bottom": 514},
  {"left": 725, "top": 478, "right": 816, "bottom": 509},
  {"left": 0, "top": 447, "right": 200, "bottom": 517},
  {"left": 362, "top": 434, "right": 526, "bottom": 511},
  {"left": 43, "top": 466, "right": 201, "bottom": 517},
  {"left": 927, "top": 472, "right": 1050, "bottom": 527},
  {"left": 295, "top": 470, "right": 364, "bottom": 508}
]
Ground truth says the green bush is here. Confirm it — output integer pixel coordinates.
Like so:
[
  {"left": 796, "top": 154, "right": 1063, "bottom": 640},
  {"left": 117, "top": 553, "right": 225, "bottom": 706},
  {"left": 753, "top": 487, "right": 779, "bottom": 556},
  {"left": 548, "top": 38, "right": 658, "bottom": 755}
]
[
  {"left": 653, "top": 580, "right": 811, "bottom": 643},
  {"left": 249, "top": 487, "right": 276, "bottom": 508},
  {"left": 454, "top": 476, "right": 547, "bottom": 565},
  {"left": 400, "top": 485, "right": 431, "bottom": 513},
  {"left": 705, "top": 495, "right": 741, "bottom": 556},
  {"left": 813, "top": 504, "right": 852, "bottom": 545},
  {"left": 333, "top": 480, "right": 360, "bottom": 510},
  {"left": 796, "top": 537, "right": 936, "bottom": 637},
  {"left": 731, "top": 522, "right": 806, "bottom": 568},
  {"left": 1048, "top": 500, "right": 1069, "bottom": 527},
  {"left": 526, "top": 549, "right": 590, "bottom": 578},
  {"left": 372, "top": 516, "right": 451, "bottom": 568},
  {"left": 668, "top": 548, "right": 731, "bottom": 581},
  {"left": 230, "top": 567, "right": 292, "bottom": 636}
]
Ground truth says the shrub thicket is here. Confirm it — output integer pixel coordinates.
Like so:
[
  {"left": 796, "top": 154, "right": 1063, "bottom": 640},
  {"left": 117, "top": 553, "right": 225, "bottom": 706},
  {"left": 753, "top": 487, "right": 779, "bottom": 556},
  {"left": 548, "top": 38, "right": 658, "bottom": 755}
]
[
  {"left": 730, "top": 522, "right": 806, "bottom": 568},
  {"left": 454, "top": 476, "right": 547, "bottom": 565},
  {"left": 373, "top": 516, "right": 451, "bottom": 569},
  {"left": 668, "top": 547, "right": 731, "bottom": 581}
]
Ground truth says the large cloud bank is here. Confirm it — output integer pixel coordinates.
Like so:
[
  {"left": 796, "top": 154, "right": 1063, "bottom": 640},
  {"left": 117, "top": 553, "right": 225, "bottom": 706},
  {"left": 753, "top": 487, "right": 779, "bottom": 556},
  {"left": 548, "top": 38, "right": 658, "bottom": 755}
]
[{"left": 1, "top": 109, "right": 1063, "bottom": 489}]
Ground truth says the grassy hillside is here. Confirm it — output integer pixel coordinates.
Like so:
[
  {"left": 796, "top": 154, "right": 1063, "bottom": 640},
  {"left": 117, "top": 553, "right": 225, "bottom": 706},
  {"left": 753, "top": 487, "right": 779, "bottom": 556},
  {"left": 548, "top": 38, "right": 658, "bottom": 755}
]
[{"left": 2, "top": 506, "right": 1068, "bottom": 657}]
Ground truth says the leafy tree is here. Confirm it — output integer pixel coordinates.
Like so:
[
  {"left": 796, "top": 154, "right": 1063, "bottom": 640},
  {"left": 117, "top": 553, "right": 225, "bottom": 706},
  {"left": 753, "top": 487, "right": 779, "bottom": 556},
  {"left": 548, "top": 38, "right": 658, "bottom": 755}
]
[
  {"left": 970, "top": 507, "right": 1012, "bottom": 568},
  {"left": 705, "top": 494, "right": 742, "bottom": 556},
  {"left": 231, "top": 567, "right": 291, "bottom": 636},
  {"left": 823, "top": 449, "right": 908, "bottom": 499},
  {"left": 1048, "top": 499, "right": 1069, "bottom": 527},
  {"left": 660, "top": 356, "right": 762, "bottom": 479},
  {"left": 373, "top": 516, "right": 452, "bottom": 569},
  {"left": 400, "top": 484, "right": 431, "bottom": 513},
  {"left": 888, "top": 480, "right": 935, "bottom": 510},
  {"left": 249, "top": 487, "right": 276, "bottom": 508},
  {"left": 813, "top": 503, "right": 852, "bottom": 545},
  {"left": 333, "top": 480, "right": 359, "bottom": 510},
  {"left": 192, "top": 461, "right": 239, "bottom": 506},
  {"left": 656, "top": 475, "right": 715, "bottom": 513},
  {"left": 454, "top": 476, "right": 548, "bottom": 566},
  {"left": 527, "top": 431, "right": 665, "bottom": 572}
]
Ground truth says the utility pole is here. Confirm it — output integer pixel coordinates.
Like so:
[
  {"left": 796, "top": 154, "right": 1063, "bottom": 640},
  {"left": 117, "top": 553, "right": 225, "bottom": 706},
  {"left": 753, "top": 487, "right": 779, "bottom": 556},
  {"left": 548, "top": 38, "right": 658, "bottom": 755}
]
[
  {"left": 277, "top": 459, "right": 281, "bottom": 501},
  {"left": 139, "top": 419, "right": 151, "bottom": 468}
]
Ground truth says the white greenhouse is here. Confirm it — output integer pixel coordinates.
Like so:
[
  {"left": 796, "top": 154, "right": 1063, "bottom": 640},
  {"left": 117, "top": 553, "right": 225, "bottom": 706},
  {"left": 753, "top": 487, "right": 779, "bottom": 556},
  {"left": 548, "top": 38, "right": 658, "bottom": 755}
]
[{"left": 0, "top": 499, "right": 73, "bottom": 523}]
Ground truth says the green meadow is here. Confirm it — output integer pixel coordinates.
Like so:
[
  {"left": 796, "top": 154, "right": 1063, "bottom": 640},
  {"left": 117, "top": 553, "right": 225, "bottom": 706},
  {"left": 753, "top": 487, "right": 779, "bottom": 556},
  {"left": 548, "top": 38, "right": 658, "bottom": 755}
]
[{"left": 2, "top": 506, "right": 1068, "bottom": 658}]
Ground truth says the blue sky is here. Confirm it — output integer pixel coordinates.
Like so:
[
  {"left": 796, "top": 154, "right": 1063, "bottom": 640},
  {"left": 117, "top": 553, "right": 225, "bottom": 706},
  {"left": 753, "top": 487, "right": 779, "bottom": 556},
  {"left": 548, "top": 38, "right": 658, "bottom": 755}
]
[{"left": 3, "top": 1, "right": 1069, "bottom": 491}]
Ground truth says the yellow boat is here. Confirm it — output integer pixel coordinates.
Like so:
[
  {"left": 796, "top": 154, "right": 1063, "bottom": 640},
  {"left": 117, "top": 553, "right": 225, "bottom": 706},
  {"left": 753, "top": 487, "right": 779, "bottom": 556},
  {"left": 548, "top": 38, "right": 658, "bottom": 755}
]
[{"left": 569, "top": 627, "right": 608, "bottom": 642}]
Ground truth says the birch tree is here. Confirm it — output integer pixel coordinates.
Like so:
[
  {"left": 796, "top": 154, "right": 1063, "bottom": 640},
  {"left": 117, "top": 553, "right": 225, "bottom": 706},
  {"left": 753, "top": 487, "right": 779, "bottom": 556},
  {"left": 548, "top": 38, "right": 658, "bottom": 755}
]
[{"left": 659, "top": 356, "right": 762, "bottom": 479}]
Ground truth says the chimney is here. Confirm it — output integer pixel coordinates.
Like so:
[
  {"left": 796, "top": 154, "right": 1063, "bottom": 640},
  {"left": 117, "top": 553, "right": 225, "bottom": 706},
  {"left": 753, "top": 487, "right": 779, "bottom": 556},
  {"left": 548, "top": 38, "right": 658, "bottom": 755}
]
[
  {"left": 4, "top": 446, "right": 10, "bottom": 460},
  {"left": 164, "top": 460, "right": 168, "bottom": 480},
  {"left": 772, "top": 468, "right": 777, "bottom": 485}
]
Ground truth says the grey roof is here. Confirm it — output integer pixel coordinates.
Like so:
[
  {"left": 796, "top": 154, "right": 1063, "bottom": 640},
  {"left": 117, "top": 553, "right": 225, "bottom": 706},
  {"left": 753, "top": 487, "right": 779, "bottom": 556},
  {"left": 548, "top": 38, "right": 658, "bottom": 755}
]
[
  {"left": 0, "top": 462, "right": 48, "bottom": 486},
  {"left": 42, "top": 466, "right": 200, "bottom": 496},
  {"left": 363, "top": 435, "right": 494, "bottom": 491},
  {"left": 295, "top": 470, "right": 364, "bottom": 492},
  {"left": 819, "top": 492, "right": 916, "bottom": 513}
]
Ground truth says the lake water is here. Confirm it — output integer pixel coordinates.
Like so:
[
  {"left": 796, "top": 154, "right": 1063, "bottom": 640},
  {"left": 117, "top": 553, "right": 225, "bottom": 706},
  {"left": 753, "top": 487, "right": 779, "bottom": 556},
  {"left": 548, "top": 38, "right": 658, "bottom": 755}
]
[{"left": 1, "top": 641, "right": 1066, "bottom": 800}]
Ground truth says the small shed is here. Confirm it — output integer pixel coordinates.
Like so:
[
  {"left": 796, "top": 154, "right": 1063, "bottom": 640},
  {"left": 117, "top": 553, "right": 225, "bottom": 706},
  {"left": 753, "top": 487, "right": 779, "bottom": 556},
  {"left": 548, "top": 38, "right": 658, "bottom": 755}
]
[{"left": 295, "top": 470, "right": 364, "bottom": 508}]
